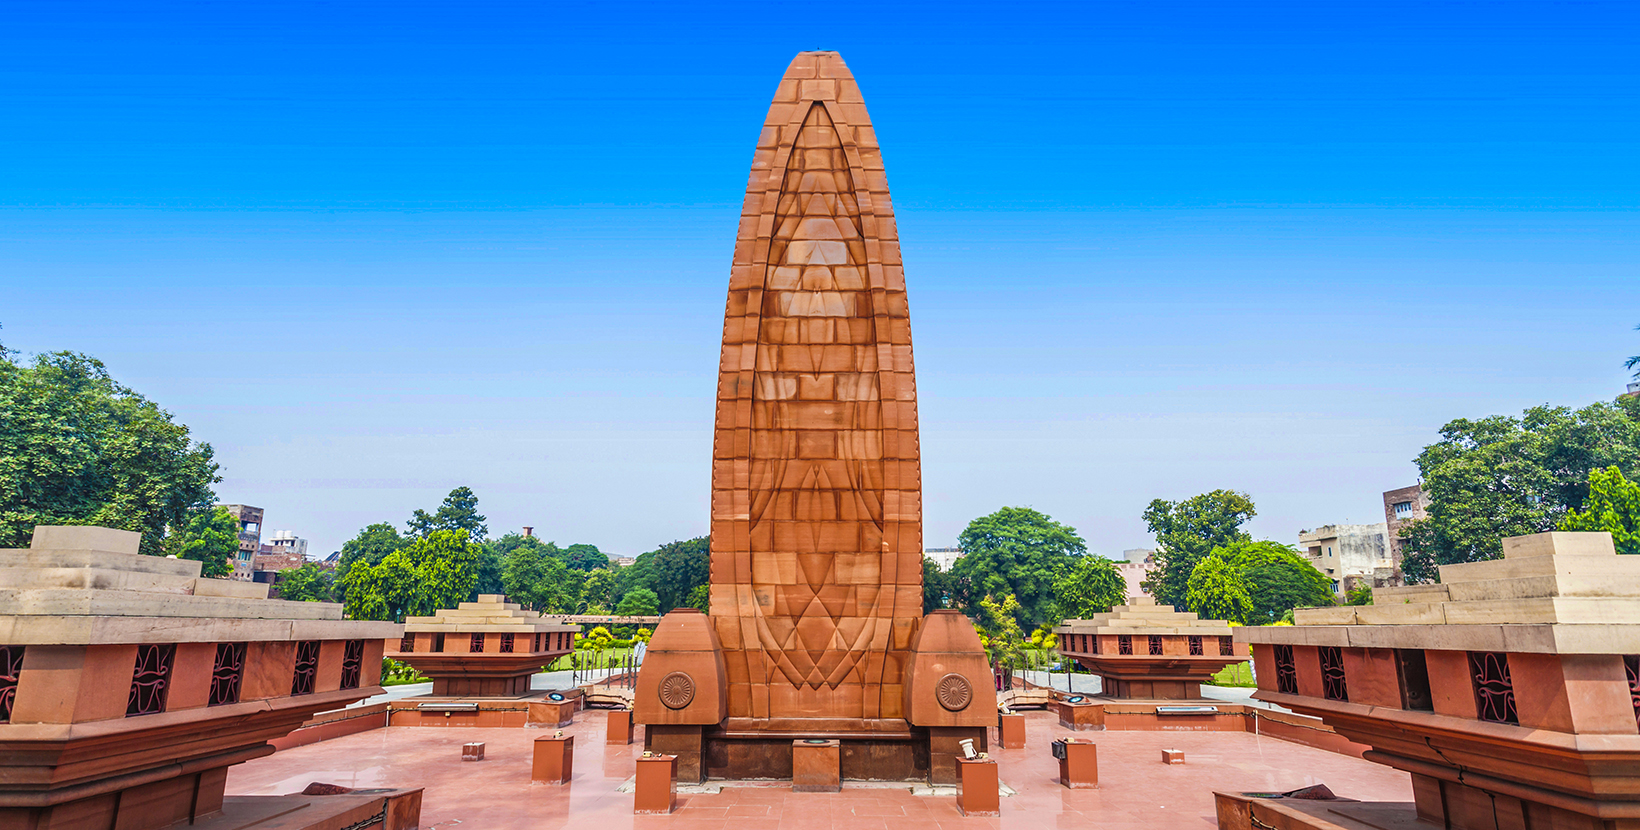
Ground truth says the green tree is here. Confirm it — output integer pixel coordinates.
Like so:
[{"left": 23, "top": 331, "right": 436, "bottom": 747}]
[
  {"left": 1344, "top": 583, "right": 1374, "bottom": 606},
  {"left": 502, "top": 537, "right": 578, "bottom": 612},
  {"left": 648, "top": 536, "right": 708, "bottom": 613},
  {"left": 340, "top": 529, "right": 482, "bottom": 621},
  {"left": 684, "top": 584, "right": 711, "bottom": 612},
  {"left": 1560, "top": 466, "right": 1640, "bottom": 555},
  {"left": 580, "top": 568, "right": 616, "bottom": 612},
  {"left": 1140, "top": 490, "right": 1256, "bottom": 609},
  {"left": 1185, "top": 556, "right": 1254, "bottom": 625},
  {"left": 613, "top": 550, "right": 656, "bottom": 604},
  {"left": 1053, "top": 554, "right": 1129, "bottom": 619},
  {"left": 336, "top": 522, "right": 405, "bottom": 596},
  {"left": 407, "top": 486, "right": 488, "bottom": 543},
  {"left": 952, "top": 507, "right": 1086, "bottom": 628},
  {"left": 161, "top": 505, "right": 240, "bottom": 577},
  {"left": 975, "top": 594, "right": 1028, "bottom": 670},
  {"left": 1206, "top": 540, "right": 1335, "bottom": 623},
  {"left": 0, "top": 350, "right": 220, "bottom": 556},
  {"left": 922, "top": 557, "right": 957, "bottom": 613},
  {"left": 1401, "top": 402, "right": 1640, "bottom": 582},
  {"left": 1627, "top": 323, "right": 1640, "bottom": 380},
  {"left": 615, "top": 586, "right": 660, "bottom": 617},
  {"left": 561, "top": 543, "right": 611, "bottom": 572},
  {"left": 277, "top": 563, "right": 336, "bottom": 602}
]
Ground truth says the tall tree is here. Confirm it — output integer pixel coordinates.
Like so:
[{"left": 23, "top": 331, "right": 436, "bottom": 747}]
[
  {"left": 1052, "top": 554, "right": 1129, "bottom": 620},
  {"left": 561, "top": 543, "right": 611, "bottom": 572},
  {"left": 501, "top": 538, "right": 578, "bottom": 612},
  {"left": 1560, "top": 466, "right": 1640, "bottom": 555},
  {"left": 335, "top": 522, "right": 405, "bottom": 596},
  {"left": 276, "top": 563, "right": 336, "bottom": 602},
  {"left": 1140, "top": 490, "right": 1256, "bottom": 609},
  {"left": 161, "top": 505, "right": 241, "bottom": 577},
  {"left": 1185, "top": 556, "right": 1255, "bottom": 625},
  {"left": 952, "top": 507, "right": 1086, "bottom": 628},
  {"left": 0, "top": 350, "right": 219, "bottom": 556},
  {"left": 407, "top": 486, "right": 487, "bottom": 543},
  {"left": 615, "top": 586, "right": 660, "bottom": 617},
  {"left": 340, "top": 529, "right": 482, "bottom": 622},
  {"left": 648, "top": 537, "right": 708, "bottom": 613},
  {"left": 922, "top": 557, "right": 957, "bottom": 613},
  {"left": 1204, "top": 540, "right": 1335, "bottom": 623},
  {"left": 580, "top": 568, "right": 616, "bottom": 612},
  {"left": 975, "top": 594, "right": 1028, "bottom": 670},
  {"left": 1401, "top": 402, "right": 1640, "bottom": 582}
]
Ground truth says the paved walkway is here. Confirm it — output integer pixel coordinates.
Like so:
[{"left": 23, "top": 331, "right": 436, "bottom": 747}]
[{"left": 228, "top": 708, "right": 1409, "bottom": 829}]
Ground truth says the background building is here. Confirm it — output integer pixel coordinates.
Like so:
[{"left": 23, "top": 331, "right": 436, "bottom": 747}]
[
  {"left": 216, "top": 503, "right": 263, "bottom": 581},
  {"left": 923, "top": 546, "right": 962, "bottom": 571},
  {"left": 1381, "top": 484, "right": 1429, "bottom": 583},
  {"left": 1115, "top": 549, "right": 1157, "bottom": 601},
  {"left": 1297, "top": 523, "right": 1389, "bottom": 596}
]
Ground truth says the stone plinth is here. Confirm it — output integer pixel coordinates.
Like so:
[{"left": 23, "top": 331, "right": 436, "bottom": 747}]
[
  {"left": 606, "top": 709, "right": 633, "bottom": 745},
  {"left": 529, "top": 696, "right": 577, "bottom": 728},
  {"left": 791, "top": 739, "right": 841, "bottom": 792},
  {"left": 1232, "top": 531, "right": 1640, "bottom": 830},
  {"left": 387, "top": 595, "right": 577, "bottom": 698},
  {"left": 1054, "top": 597, "right": 1247, "bottom": 700},
  {"left": 0, "top": 525, "right": 407, "bottom": 830},
  {"left": 955, "top": 757, "right": 1000, "bottom": 817},
  {"left": 531, "top": 734, "right": 574, "bottom": 785},
  {"left": 633, "top": 754, "right": 678, "bottom": 815},
  {"left": 998, "top": 713, "right": 1026, "bottom": 748},
  {"left": 1162, "top": 748, "right": 1185, "bottom": 765},
  {"left": 1055, "top": 698, "right": 1106, "bottom": 731},
  {"left": 631, "top": 50, "right": 990, "bottom": 786},
  {"left": 1056, "top": 738, "right": 1098, "bottom": 788}
]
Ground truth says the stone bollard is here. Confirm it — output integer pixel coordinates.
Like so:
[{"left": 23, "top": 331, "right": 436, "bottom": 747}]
[
  {"left": 528, "top": 694, "right": 578, "bottom": 728},
  {"left": 633, "top": 753, "right": 678, "bottom": 814},
  {"left": 998, "top": 712, "right": 1026, "bottom": 749},
  {"left": 956, "top": 756, "right": 1000, "bottom": 817},
  {"left": 1055, "top": 698, "right": 1105, "bottom": 731},
  {"left": 792, "top": 739, "right": 841, "bottom": 793},
  {"left": 1053, "top": 737, "right": 1098, "bottom": 788},
  {"left": 532, "top": 733, "right": 574, "bottom": 784},
  {"left": 461, "top": 742, "right": 485, "bottom": 761},
  {"left": 606, "top": 710, "right": 633, "bottom": 745},
  {"left": 1162, "top": 748, "right": 1185, "bottom": 765}
]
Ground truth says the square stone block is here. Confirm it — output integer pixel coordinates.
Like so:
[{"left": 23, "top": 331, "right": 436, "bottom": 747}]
[
  {"left": 1162, "top": 748, "right": 1185, "bottom": 765},
  {"left": 998, "top": 713, "right": 1026, "bottom": 748},
  {"left": 1057, "top": 738, "right": 1098, "bottom": 788},
  {"left": 531, "top": 735, "right": 573, "bottom": 785},
  {"left": 955, "top": 757, "right": 1000, "bottom": 817},
  {"left": 461, "top": 742, "right": 484, "bottom": 761},
  {"left": 791, "top": 739, "right": 841, "bottom": 793},
  {"left": 607, "top": 710, "right": 633, "bottom": 745},
  {"left": 634, "top": 754, "right": 678, "bottom": 815},
  {"left": 1056, "top": 700, "right": 1105, "bottom": 731}
]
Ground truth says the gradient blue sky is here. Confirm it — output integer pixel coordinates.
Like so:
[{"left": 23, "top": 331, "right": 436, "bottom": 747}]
[{"left": 3, "top": 1, "right": 1637, "bottom": 559}]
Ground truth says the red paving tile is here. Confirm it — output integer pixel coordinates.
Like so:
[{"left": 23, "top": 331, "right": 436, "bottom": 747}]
[{"left": 226, "top": 710, "right": 1411, "bottom": 829}]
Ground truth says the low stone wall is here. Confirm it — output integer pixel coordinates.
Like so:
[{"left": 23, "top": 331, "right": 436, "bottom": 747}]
[{"left": 271, "top": 702, "right": 391, "bottom": 750}]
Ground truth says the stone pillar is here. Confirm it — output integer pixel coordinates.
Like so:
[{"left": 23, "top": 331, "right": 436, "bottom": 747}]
[
  {"left": 531, "top": 735, "right": 574, "bottom": 785},
  {"left": 956, "top": 758, "right": 1000, "bottom": 817},
  {"left": 791, "top": 739, "right": 841, "bottom": 793}
]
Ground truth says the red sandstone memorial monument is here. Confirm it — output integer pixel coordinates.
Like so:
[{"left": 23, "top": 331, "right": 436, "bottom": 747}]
[
  {"left": 1222, "top": 530, "right": 1640, "bottom": 830},
  {"left": 384, "top": 594, "right": 580, "bottom": 727},
  {"left": 634, "top": 50, "right": 993, "bottom": 785},
  {"left": 1055, "top": 596, "right": 1247, "bottom": 704},
  {"left": 0, "top": 525, "right": 418, "bottom": 830}
]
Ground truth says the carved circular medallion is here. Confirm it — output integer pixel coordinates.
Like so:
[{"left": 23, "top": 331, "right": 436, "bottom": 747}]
[
  {"left": 935, "top": 673, "right": 973, "bottom": 712},
  {"left": 659, "top": 671, "right": 696, "bottom": 709}
]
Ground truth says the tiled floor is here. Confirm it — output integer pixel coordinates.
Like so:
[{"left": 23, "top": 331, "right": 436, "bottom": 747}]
[{"left": 226, "top": 709, "right": 1411, "bottom": 829}]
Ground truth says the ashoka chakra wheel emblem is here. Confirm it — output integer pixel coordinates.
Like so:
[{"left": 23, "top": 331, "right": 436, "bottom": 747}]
[
  {"left": 935, "top": 673, "right": 972, "bottom": 712},
  {"left": 659, "top": 671, "right": 695, "bottom": 709}
]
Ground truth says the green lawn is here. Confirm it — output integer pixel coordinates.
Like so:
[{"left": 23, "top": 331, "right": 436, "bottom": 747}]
[{"left": 1207, "top": 661, "right": 1256, "bottom": 687}]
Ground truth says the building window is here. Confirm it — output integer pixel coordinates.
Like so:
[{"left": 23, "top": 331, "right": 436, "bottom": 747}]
[
  {"left": 1219, "top": 636, "right": 1234, "bottom": 656},
  {"left": 127, "top": 643, "right": 176, "bottom": 716},
  {"left": 1393, "top": 502, "right": 1414, "bottom": 519},
  {"left": 1319, "top": 646, "right": 1349, "bottom": 702},
  {"left": 1626, "top": 656, "right": 1640, "bottom": 729},
  {"left": 1148, "top": 635, "right": 1164, "bottom": 656},
  {"left": 1468, "top": 651, "right": 1518, "bottom": 724},
  {"left": 1396, "top": 649, "right": 1434, "bottom": 711},
  {"left": 1274, "top": 644, "right": 1298, "bottom": 694},
  {"left": 1118, "top": 635, "right": 1133, "bottom": 655},
  {"left": 500, "top": 633, "right": 515, "bottom": 654},
  {"left": 433, "top": 633, "right": 446, "bottom": 653},
  {"left": 470, "top": 633, "right": 486, "bottom": 653},
  {"left": 1188, "top": 636, "right": 1203, "bottom": 656},
  {"left": 209, "top": 643, "right": 247, "bottom": 707},
  {"left": 291, "top": 640, "right": 320, "bottom": 696},
  {"left": 400, "top": 633, "right": 415, "bottom": 653},
  {"left": 0, "top": 646, "right": 24, "bottom": 723},
  {"left": 341, "top": 640, "right": 365, "bottom": 690}
]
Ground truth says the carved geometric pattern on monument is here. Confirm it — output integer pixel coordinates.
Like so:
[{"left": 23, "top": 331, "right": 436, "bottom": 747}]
[
  {"left": 291, "top": 640, "right": 320, "bottom": 696},
  {"left": 1469, "top": 651, "right": 1517, "bottom": 725},
  {"left": 711, "top": 51, "right": 922, "bottom": 723},
  {"left": 1148, "top": 635, "right": 1164, "bottom": 656},
  {"left": 127, "top": 643, "right": 175, "bottom": 717},
  {"left": 1319, "top": 645, "right": 1349, "bottom": 702},
  {"left": 401, "top": 633, "right": 416, "bottom": 653},
  {"left": 1626, "top": 655, "right": 1640, "bottom": 728},
  {"left": 1119, "top": 635, "right": 1133, "bottom": 656},
  {"left": 0, "top": 645, "right": 24, "bottom": 723},
  {"left": 470, "top": 633, "right": 485, "bottom": 653},
  {"left": 1188, "top": 636, "right": 1203, "bottom": 656},
  {"left": 1274, "top": 644, "right": 1298, "bottom": 694},
  {"left": 209, "top": 642, "right": 247, "bottom": 707},
  {"left": 341, "top": 639, "right": 365, "bottom": 690}
]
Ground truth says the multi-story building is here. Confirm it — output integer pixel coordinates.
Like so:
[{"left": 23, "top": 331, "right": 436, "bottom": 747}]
[
  {"left": 266, "top": 529, "right": 309, "bottom": 560},
  {"left": 1297, "top": 523, "right": 1389, "bottom": 597},
  {"left": 216, "top": 504, "right": 263, "bottom": 581},
  {"left": 923, "top": 546, "right": 962, "bottom": 571},
  {"left": 1382, "top": 484, "right": 1430, "bottom": 583}
]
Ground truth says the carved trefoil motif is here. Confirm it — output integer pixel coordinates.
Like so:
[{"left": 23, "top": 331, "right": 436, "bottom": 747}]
[{"left": 127, "top": 643, "right": 175, "bottom": 716}]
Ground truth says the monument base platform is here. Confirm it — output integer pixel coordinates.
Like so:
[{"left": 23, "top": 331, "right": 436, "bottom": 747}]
[
  {"left": 387, "top": 689, "right": 583, "bottom": 728},
  {"left": 643, "top": 722, "right": 988, "bottom": 786},
  {"left": 1214, "top": 793, "right": 1428, "bottom": 830}
]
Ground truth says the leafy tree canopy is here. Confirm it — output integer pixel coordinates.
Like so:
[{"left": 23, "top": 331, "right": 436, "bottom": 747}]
[
  {"left": 337, "top": 522, "right": 405, "bottom": 589},
  {"left": 1402, "top": 402, "right": 1640, "bottom": 582},
  {"left": 1140, "top": 489, "right": 1256, "bottom": 609},
  {"left": 921, "top": 557, "right": 957, "bottom": 613},
  {"left": 277, "top": 562, "right": 336, "bottom": 602},
  {"left": 1205, "top": 540, "right": 1335, "bottom": 624},
  {"left": 1345, "top": 583, "right": 1374, "bottom": 606},
  {"left": 1053, "top": 554, "right": 1129, "bottom": 620},
  {"left": 684, "top": 583, "right": 711, "bottom": 612},
  {"left": 561, "top": 543, "right": 611, "bottom": 572},
  {"left": 340, "top": 529, "right": 482, "bottom": 622},
  {"left": 0, "top": 350, "right": 219, "bottom": 556},
  {"left": 1559, "top": 465, "right": 1640, "bottom": 555},
  {"left": 952, "top": 507, "right": 1086, "bottom": 628},
  {"left": 580, "top": 568, "right": 616, "bottom": 613},
  {"left": 501, "top": 538, "right": 579, "bottom": 612},
  {"left": 615, "top": 586, "right": 660, "bottom": 617},
  {"left": 974, "top": 594, "right": 1028, "bottom": 669},
  {"left": 1185, "top": 555, "right": 1254, "bottom": 625},
  {"left": 162, "top": 505, "right": 240, "bottom": 577},
  {"left": 407, "top": 486, "right": 487, "bottom": 543},
  {"left": 648, "top": 536, "right": 708, "bottom": 613}
]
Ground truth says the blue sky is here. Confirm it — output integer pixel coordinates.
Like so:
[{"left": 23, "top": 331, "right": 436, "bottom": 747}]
[{"left": 3, "top": 1, "right": 1637, "bottom": 558}]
